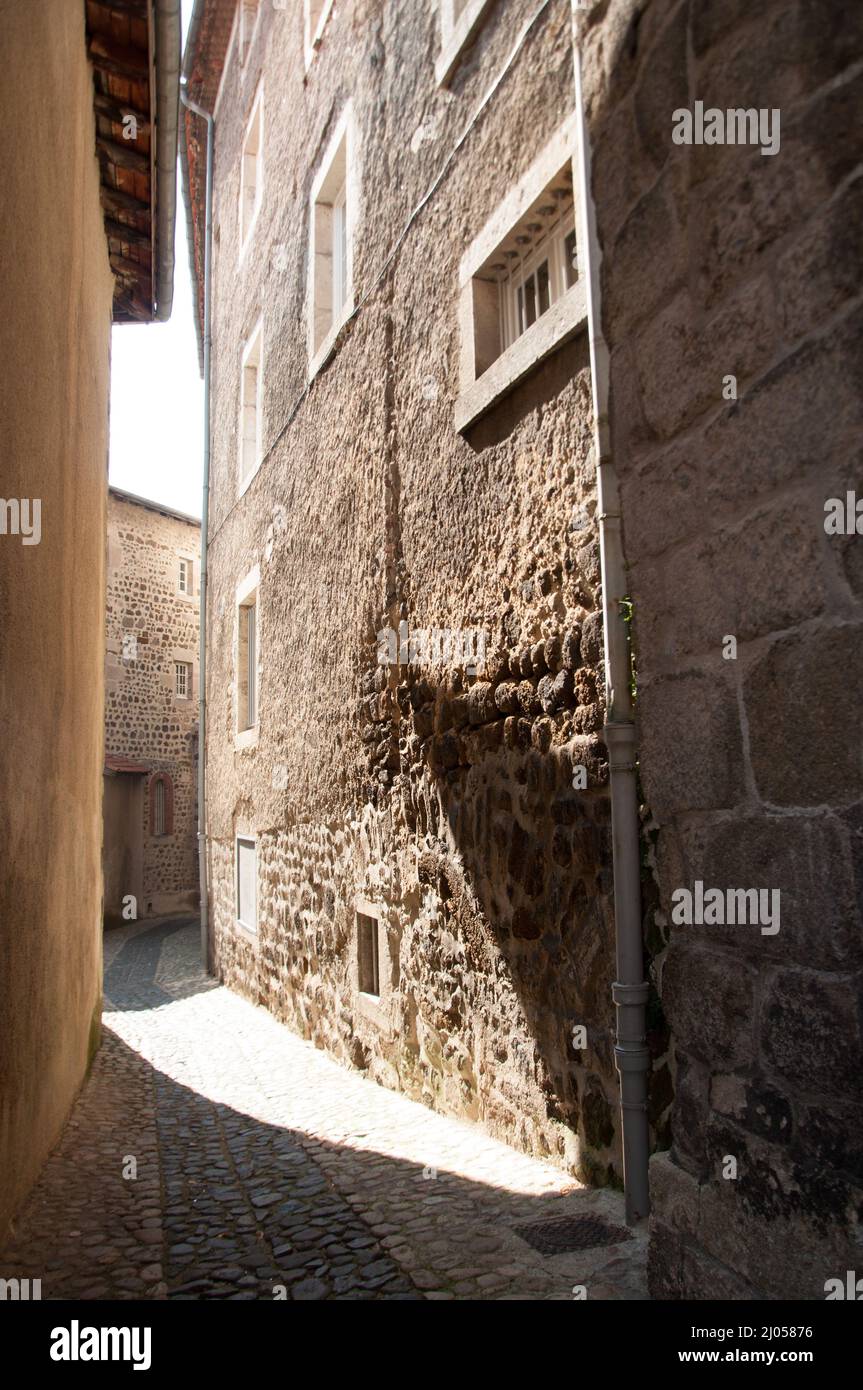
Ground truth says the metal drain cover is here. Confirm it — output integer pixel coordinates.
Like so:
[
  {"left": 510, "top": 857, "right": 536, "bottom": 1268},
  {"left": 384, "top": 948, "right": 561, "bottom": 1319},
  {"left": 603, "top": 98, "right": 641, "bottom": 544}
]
[{"left": 513, "top": 1214, "right": 632, "bottom": 1255}]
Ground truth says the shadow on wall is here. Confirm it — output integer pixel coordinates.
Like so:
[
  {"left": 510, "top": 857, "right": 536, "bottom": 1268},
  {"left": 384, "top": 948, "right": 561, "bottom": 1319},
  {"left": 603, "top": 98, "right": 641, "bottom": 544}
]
[{"left": 353, "top": 335, "right": 672, "bottom": 1190}]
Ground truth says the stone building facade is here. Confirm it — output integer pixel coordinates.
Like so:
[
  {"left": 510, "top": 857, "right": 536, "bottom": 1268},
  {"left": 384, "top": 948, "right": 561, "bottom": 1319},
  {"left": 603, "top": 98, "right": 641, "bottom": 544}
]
[
  {"left": 576, "top": 0, "right": 863, "bottom": 1300},
  {"left": 183, "top": 0, "right": 861, "bottom": 1298},
  {"left": 104, "top": 487, "right": 201, "bottom": 923}
]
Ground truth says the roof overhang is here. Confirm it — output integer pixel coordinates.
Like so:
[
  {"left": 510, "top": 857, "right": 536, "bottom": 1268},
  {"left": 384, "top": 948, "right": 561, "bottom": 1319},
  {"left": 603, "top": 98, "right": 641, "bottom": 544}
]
[
  {"left": 86, "top": 0, "right": 182, "bottom": 323},
  {"left": 179, "top": 0, "right": 235, "bottom": 373}
]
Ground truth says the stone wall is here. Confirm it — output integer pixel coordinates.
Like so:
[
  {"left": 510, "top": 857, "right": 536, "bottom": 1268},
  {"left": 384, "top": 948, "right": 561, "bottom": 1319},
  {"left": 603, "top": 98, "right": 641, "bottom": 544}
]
[
  {"left": 105, "top": 490, "right": 201, "bottom": 919},
  {"left": 578, "top": 0, "right": 863, "bottom": 1297},
  {"left": 199, "top": 0, "right": 675, "bottom": 1183},
  {"left": 0, "top": 0, "right": 114, "bottom": 1236}
]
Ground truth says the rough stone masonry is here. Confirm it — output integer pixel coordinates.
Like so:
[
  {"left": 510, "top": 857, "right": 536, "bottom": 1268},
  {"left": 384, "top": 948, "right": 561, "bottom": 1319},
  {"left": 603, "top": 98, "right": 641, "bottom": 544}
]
[{"left": 182, "top": 0, "right": 862, "bottom": 1300}]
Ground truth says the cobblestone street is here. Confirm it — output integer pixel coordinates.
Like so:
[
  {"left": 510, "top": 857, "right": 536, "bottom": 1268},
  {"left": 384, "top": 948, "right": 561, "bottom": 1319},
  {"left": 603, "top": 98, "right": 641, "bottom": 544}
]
[{"left": 1, "top": 918, "right": 647, "bottom": 1301}]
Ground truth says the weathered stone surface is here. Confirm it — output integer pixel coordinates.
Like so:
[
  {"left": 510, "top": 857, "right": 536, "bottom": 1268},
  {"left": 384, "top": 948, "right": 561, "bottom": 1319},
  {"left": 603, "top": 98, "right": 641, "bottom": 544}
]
[
  {"left": 638, "top": 670, "right": 746, "bottom": 815},
  {"left": 745, "top": 625, "right": 863, "bottom": 806}
]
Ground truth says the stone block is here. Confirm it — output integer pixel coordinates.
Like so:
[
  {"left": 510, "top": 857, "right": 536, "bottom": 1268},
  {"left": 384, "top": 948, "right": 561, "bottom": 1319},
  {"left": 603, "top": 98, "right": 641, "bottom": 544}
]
[
  {"left": 744, "top": 624, "right": 863, "bottom": 807},
  {"left": 605, "top": 170, "right": 685, "bottom": 339},
  {"left": 638, "top": 668, "right": 746, "bottom": 816},
  {"left": 634, "top": 279, "right": 775, "bottom": 443},
  {"left": 761, "top": 968, "right": 863, "bottom": 1098},
  {"left": 661, "top": 944, "right": 756, "bottom": 1070},
  {"left": 674, "top": 812, "right": 861, "bottom": 971}
]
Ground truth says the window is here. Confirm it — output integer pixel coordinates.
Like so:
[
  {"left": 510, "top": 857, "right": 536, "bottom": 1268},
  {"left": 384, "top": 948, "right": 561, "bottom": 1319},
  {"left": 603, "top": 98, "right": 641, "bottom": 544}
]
[
  {"left": 239, "top": 85, "right": 263, "bottom": 254},
  {"left": 236, "top": 836, "right": 257, "bottom": 931},
  {"left": 304, "top": 0, "right": 334, "bottom": 66},
  {"left": 436, "top": 0, "right": 495, "bottom": 87},
  {"left": 178, "top": 557, "right": 193, "bottom": 595},
  {"left": 455, "top": 117, "right": 587, "bottom": 431},
  {"left": 150, "top": 773, "right": 173, "bottom": 837},
  {"left": 239, "top": 320, "right": 263, "bottom": 489},
  {"left": 499, "top": 194, "right": 577, "bottom": 350},
  {"left": 239, "top": 0, "right": 259, "bottom": 67},
  {"left": 238, "top": 592, "right": 258, "bottom": 731},
  {"left": 309, "top": 107, "right": 354, "bottom": 372},
  {"left": 175, "top": 661, "right": 192, "bottom": 699},
  {"left": 357, "top": 911, "right": 380, "bottom": 996}
]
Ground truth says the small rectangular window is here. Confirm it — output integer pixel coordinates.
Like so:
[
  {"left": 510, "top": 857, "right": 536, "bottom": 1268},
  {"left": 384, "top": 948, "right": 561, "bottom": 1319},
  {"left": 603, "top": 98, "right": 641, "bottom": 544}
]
[
  {"left": 240, "top": 321, "right": 263, "bottom": 488},
  {"left": 240, "top": 86, "right": 263, "bottom": 253},
  {"left": 175, "top": 661, "right": 191, "bottom": 699},
  {"left": 238, "top": 595, "right": 258, "bottom": 730},
  {"left": 154, "top": 779, "right": 166, "bottom": 836},
  {"left": 178, "top": 557, "right": 192, "bottom": 595},
  {"left": 237, "top": 836, "right": 257, "bottom": 931},
  {"left": 310, "top": 109, "right": 353, "bottom": 368},
  {"left": 239, "top": 1, "right": 259, "bottom": 67},
  {"left": 357, "top": 911, "right": 380, "bottom": 996}
]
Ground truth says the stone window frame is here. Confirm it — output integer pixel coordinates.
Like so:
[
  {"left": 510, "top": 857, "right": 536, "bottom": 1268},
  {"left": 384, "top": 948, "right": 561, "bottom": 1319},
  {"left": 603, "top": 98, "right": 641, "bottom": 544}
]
[
  {"left": 235, "top": 833, "right": 258, "bottom": 936},
  {"left": 149, "top": 772, "right": 174, "bottom": 838},
  {"left": 234, "top": 564, "right": 260, "bottom": 750},
  {"left": 307, "top": 103, "right": 357, "bottom": 381},
  {"left": 353, "top": 896, "right": 394, "bottom": 1030},
  {"left": 435, "top": 0, "right": 495, "bottom": 88},
  {"left": 238, "top": 81, "right": 264, "bottom": 263},
  {"left": 304, "top": 0, "right": 335, "bottom": 70},
  {"left": 454, "top": 114, "right": 588, "bottom": 433},
  {"left": 238, "top": 0, "right": 261, "bottom": 70},
  {"left": 238, "top": 315, "right": 264, "bottom": 497}
]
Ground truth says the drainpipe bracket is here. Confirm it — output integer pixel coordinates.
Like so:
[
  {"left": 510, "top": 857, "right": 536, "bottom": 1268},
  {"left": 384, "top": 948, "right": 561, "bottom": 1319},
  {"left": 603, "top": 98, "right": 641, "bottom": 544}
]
[
  {"left": 614, "top": 1044, "right": 650, "bottom": 1074},
  {"left": 612, "top": 980, "right": 649, "bottom": 1007}
]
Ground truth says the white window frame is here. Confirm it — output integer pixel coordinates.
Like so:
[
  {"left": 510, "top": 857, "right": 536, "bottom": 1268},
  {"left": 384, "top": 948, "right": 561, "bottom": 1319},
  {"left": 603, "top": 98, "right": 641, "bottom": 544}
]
[
  {"left": 178, "top": 555, "right": 193, "bottom": 597},
  {"left": 236, "top": 835, "right": 258, "bottom": 934},
  {"left": 500, "top": 209, "right": 577, "bottom": 350},
  {"left": 304, "top": 0, "right": 335, "bottom": 68},
  {"left": 235, "top": 565, "right": 260, "bottom": 749},
  {"left": 238, "top": 0, "right": 261, "bottom": 68},
  {"left": 239, "top": 83, "right": 264, "bottom": 260},
  {"left": 174, "top": 661, "right": 192, "bottom": 700},
  {"left": 436, "top": 0, "right": 495, "bottom": 87},
  {"left": 238, "top": 318, "right": 264, "bottom": 495},
  {"left": 308, "top": 104, "right": 356, "bottom": 379},
  {"left": 455, "top": 116, "right": 587, "bottom": 432}
]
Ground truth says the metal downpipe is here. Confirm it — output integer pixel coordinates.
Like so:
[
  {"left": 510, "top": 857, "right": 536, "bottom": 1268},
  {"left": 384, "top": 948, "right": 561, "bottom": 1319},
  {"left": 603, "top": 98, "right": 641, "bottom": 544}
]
[
  {"left": 571, "top": 17, "right": 650, "bottom": 1223},
  {"left": 180, "top": 83, "right": 213, "bottom": 974}
]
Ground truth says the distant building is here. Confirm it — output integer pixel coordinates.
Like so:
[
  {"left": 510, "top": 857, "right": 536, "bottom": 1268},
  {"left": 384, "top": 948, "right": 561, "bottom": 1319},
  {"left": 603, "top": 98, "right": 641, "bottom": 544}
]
[{"left": 104, "top": 488, "right": 201, "bottom": 924}]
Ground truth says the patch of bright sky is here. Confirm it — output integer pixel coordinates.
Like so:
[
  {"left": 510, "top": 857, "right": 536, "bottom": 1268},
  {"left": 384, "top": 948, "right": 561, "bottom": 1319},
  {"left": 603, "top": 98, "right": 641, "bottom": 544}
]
[{"left": 109, "top": 0, "right": 203, "bottom": 519}]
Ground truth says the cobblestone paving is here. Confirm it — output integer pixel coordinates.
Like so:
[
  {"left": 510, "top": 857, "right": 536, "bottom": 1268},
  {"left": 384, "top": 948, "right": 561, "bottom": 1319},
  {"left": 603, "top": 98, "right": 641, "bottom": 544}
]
[{"left": 0, "top": 917, "right": 648, "bottom": 1301}]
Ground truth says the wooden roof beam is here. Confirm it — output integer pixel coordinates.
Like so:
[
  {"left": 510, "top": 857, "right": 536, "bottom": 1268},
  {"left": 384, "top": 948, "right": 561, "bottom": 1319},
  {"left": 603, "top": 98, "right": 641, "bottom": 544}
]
[
  {"left": 104, "top": 216, "right": 152, "bottom": 249},
  {"left": 88, "top": 33, "right": 150, "bottom": 82},
  {"left": 100, "top": 184, "right": 150, "bottom": 218},
  {"left": 97, "top": 135, "right": 150, "bottom": 174},
  {"left": 93, "top": 91, "right": 151, "bottom": 130},
  {"left": 91, "top": 0, "right": 149, "bottom": 16}
]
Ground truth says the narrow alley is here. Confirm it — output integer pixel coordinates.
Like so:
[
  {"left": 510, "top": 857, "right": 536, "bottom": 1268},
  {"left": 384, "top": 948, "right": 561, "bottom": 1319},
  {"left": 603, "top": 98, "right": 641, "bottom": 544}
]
[{"left": 0, "top": 918, "right": 646, "bottom": 1302}]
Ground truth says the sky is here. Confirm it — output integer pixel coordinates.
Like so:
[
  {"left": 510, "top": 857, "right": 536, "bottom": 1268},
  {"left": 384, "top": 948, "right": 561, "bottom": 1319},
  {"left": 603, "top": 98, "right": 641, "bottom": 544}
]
[{"left": 108, "top": 0, "right": 203, "bottom": 519}]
